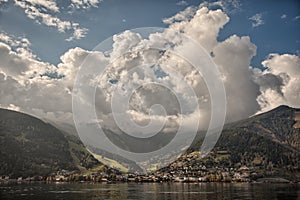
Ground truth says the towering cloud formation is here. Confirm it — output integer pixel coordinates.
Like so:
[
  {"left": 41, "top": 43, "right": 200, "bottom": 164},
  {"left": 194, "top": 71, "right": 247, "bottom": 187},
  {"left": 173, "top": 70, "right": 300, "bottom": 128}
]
[
  {"left": 255, "top": 54, "right": 300, "bottom": 113},
  {"left": 0, "top": 6, "right": 299, "bottom": 133}
]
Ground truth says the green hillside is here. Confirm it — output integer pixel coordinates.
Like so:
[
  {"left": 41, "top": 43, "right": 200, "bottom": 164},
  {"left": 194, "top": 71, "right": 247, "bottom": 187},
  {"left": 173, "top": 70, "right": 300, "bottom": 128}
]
[
  {"left": 163, "top": 105, "right": 300, "bottom": 181},
  {"left": 0, "top": 109, "right": 101, "bottom": 178}
]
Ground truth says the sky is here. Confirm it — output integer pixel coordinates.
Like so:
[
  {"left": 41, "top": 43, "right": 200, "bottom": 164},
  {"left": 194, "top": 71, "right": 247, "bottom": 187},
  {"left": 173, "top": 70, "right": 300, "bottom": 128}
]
[
  {"left": 0, "top": 0, "right": 299, "bottom": 67},
  {"left": 0, "top": 0, "right": 300, "bottom": 135}
]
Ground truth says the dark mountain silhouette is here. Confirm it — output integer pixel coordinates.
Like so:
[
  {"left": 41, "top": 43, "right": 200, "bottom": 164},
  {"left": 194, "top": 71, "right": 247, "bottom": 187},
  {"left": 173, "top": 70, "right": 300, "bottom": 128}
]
[{"left": 0, "top": 109, "right": 102, "bottom": 178}]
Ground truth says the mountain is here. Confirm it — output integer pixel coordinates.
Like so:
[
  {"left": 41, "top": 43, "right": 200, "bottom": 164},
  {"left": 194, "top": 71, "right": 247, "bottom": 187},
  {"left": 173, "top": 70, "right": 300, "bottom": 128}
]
[
  {"left": 0, "top": 109, "right": 102, "bottom": 178},
  {"left": 50, "top": 121, "right": 144, "bottom": 173},
  {"left": 1, "top": 105, "right": 299, "bottom": 180},
  {"left": 87, "top": 145, "right": 143, "bottom": 172},
  {"left": 160, "top": 105, "right": 300, "bottom": 181}
]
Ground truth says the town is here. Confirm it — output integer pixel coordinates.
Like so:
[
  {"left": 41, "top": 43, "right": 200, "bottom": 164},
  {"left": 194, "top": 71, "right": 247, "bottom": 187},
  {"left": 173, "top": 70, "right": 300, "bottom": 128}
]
[{"left": 0, "top": 151, "right": 294, "bottom": 184}]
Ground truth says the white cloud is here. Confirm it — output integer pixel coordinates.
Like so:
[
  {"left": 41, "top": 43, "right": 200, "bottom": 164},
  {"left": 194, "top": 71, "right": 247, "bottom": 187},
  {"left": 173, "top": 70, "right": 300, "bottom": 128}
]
[
  {"left": 199, "top": 0, "right": 241, "bottom": 14},
  {"left": 86, "top": 7, "right": 257, "bottom": 130},
  {"left": 0, "top": 5, "right": 299, "bottom": 136},
  {"left": 168, "top": 7, "right": 229, "bottom": 51},
  {"left": 22, "top": 0, "right": 59, "bottom": 12},
  {"left": 0, "top": 32, "right": 35, "bottom": 59},
  {"left": 293, "top": 15, "right": 300, "bottom": 21},
  {"left": 70, "top": 0, "right": 102, "bottom": 9},
  {"left": 255, "top": 54, "right": 300, "bottom": 113},
  {"left": 0, "top": 42, "right": 56, "bottom": 80},
  {"left": 176, "top": 1, "right": 188, "bottom": 6},
  {"left": 164, "top": 0, "right": 241, "bottom": 25},
  {"left": 213, "top": 35, "right": 260, "bottom": 121},
  {"left": 281, "top": 14, "right": 287, "bottom": 19},
  {"left": 12, "top": 0, "right": 88, "bottom": 41},
  {"left": 66, "top": 27, "right": 88, "bottom": 41},
  {"left": 0, "top": 32, "right": 30, "bottom": 48},
  {"left": 110, "top": 30, "right": 142, "bottom": 60},
  {"left": 163, "top": 6, "right": 198, "bottom": 24},
  {"left": 0, "top": 42, "right": 81, "bottom": 123},
  {"left": 249, "top": 13, "right": 264, "bottom": 27}
]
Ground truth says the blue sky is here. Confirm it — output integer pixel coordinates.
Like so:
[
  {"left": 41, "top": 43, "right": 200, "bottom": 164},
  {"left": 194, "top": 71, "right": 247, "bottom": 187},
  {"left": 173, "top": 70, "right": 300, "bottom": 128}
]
[
  {"left": 217, "top": 0, "right": 300, "bottom": 68},
  {"left": 0, "top": 0, "right": 299, "bottom": 68}
]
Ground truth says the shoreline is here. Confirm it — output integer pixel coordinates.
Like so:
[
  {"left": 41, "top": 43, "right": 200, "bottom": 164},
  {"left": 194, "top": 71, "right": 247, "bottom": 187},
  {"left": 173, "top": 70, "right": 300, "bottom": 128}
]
[{"left": 1, "top": 178, "right": 298, "bottom": 184}]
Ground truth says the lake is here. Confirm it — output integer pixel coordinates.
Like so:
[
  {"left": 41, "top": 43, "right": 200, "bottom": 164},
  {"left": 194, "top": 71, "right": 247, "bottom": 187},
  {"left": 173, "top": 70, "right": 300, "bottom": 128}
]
[{"left": 0, "top": 182, "right": 299, "bottom": 199}]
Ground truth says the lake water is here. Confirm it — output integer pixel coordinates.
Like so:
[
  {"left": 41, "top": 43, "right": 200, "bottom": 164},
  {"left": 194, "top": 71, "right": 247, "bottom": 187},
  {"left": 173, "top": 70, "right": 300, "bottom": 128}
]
[{"left": 0, "top": 182, "right": 299, "bottom": 200}]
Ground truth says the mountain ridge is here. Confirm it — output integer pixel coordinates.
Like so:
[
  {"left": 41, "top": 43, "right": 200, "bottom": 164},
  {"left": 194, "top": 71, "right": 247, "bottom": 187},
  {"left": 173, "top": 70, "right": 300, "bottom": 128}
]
[
  {"left": 175, "top": 105, "right": 300, "bottom": 181},
  {"left": 0, "top": 105, "right": 299, "bottom": 180},
  {"left": 0, "top": 108, "right": 102, "bottom": 178}
]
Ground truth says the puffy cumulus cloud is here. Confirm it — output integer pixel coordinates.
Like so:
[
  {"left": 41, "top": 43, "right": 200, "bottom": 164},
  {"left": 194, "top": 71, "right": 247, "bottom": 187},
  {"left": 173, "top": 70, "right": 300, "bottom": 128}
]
[
  {"left": 0, "top": 5, "right": 299, "bottom": 137},
  {"left": 86, "top": 9, "right": 233, "bottom": 133},
  {"left": 0, "top": 42, "right": 55, "bottom": 80},
  {"left": 57, "top": 47, "right": 90, "bottom": 79},
  {"left": 212, "top": 35, "right": 261, "bottom": 121},
  {"left": 0, "top": 36, "right": 89, "bottom": 123},
  {"left": 110, "top": 30, "right": 142, "bottom": 60},
  {"left": 249, "top": 13, "right": 264, "bottom": 28},
  {"left": 0, "top": 33, "right": 112, "bottom": 125},
  {"left": 168, "top": 7, "right": 229, "bottom": 51},
  {"left": 255, "top": 54, "right": 300, "bottom": 112},
  {"left": 75, "top": 6, "right": 299, "bottom": 134}
]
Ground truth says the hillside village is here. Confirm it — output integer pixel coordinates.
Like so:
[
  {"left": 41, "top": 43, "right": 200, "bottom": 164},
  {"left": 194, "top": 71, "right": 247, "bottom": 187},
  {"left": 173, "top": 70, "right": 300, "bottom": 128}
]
[
  {"left": 0, "top": 149, "right": 296, "bottom": 184},
  {"left": 0, "top": 106, "right": 299, "bottom": 184}
]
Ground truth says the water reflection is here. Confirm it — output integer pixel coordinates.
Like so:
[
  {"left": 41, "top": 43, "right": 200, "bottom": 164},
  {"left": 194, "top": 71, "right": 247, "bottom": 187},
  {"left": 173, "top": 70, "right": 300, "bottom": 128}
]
[{"left": 0, "top": 182, "right": 299, "bottom": 200}]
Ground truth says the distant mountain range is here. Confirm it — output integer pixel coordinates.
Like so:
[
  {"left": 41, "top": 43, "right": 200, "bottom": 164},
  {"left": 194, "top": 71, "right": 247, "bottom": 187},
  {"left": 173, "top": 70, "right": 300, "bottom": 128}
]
[{"left": 0, "top": 105, "right": 299, "bottom": 180}]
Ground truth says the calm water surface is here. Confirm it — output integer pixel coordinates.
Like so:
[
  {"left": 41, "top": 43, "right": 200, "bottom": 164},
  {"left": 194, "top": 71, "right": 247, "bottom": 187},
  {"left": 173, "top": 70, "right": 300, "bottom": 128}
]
[{"left": 0, "top": 182, "right": 299, "bottom": 200}]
